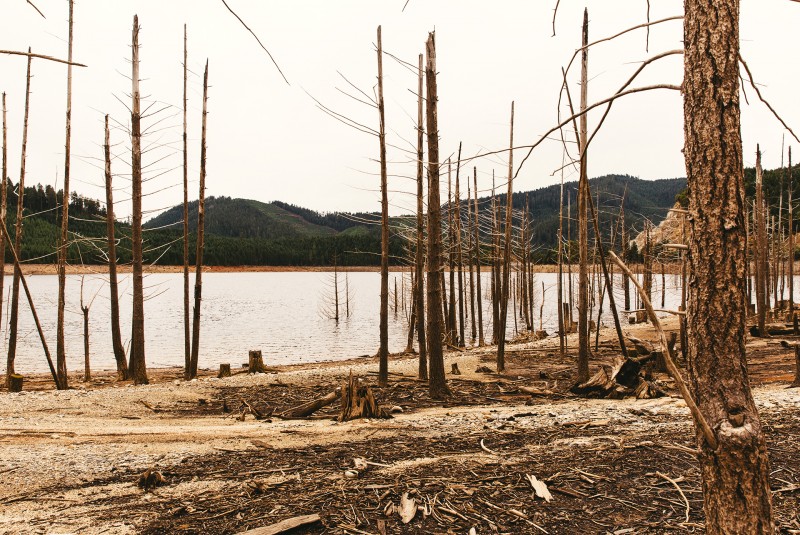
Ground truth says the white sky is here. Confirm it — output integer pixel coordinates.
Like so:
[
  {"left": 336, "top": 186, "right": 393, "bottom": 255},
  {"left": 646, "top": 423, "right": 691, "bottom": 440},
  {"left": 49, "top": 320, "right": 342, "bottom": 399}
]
[{"left": 0, "top": 1, "right": 797, "bottom": 220}]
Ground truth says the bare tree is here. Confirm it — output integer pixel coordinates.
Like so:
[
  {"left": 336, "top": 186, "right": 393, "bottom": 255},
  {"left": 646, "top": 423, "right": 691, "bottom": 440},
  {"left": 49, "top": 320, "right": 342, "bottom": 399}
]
[
  {"left": 6, "top": 53, "right": 32, "bottom": 389},
  {"left": 104, "top": 114, "right": 128, "bottom": 380},
  {"left": 129, "top": 15, "right": 148, "bottom": 385},
  {"left": 376, "top": 26, "right": 390, "bottom": 387},
  {"left": 55, "top": 0, "right": 75, "bottom": 391},
  {"left": 183, "top": 24, "right": 191, "bottom": 378},
  {"left": 189, "top": 60, "right": 209, "bottom": 379},
  {"left": 684, "top": 0, "right": 774, "bottom": 529},
  {"left": 755, "top": 144, "right": 767, "bottom": 336},
  {"left": 414, "top": 53, "right": 427, "bottom": 380},
  {"left": 497, "top": 102, "right": 514, "bottom": 372},
  {"left": 424, "top": 31, "right": 448, "bottom": 399},
  {"left": 0, "top": 93, "right": 7, "bottom": 354},
  {"left": 576, "top": 9, "right": 590, "bottom": 383},
  {"left": 473, "top": 167, "right": 485, "bottom": 346}
]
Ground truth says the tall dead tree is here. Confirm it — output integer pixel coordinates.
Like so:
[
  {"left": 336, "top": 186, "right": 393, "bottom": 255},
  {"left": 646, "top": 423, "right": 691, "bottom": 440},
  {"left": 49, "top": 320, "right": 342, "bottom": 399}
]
[
  {"left": 6, "top": 53, "right": 32, "bottom": 389},
  {"left": 473, "top": 167, "right": 484, "bottom": 346},
  {"left": 455, "top": 147, "right": 465, "bottom": 347},
  {"left": 684, "top": 0, "right": 774, "bottom": 530},
  {"left": 467, "top": 181, "right": 476, "bottom": 343},
  {"left": 447, "top": 160, "right": 457, "bottom": 344},
  {"left": 182, "top": 24, "right": 191, "bottom": 378},
  {"left": 497, "top": 102, "right": 515, "bottom": 372},
  {"left": 0, "top": 93, "right": 7, "bottom": 349},
  {"left": 557, "top": 167, "right": 565, "bottom": 354},
  {"left": 576, "top": 9, "right": 590, "bottom": 383},
  {"left": 376, "top": 26, "right": 390, "bottom": 387},
  {"left": 790, "top": 147, "right": 794, "bottom": 314},
  {"left": 414, "top": 52, "right": 427, "bottom": 380},
  {"left": 424, "top": 31, "right": 448, "bottom": 399},
  {"left": 55, "top": 0, "right": 75, "bottom": 391},
  {"left": 189, "top": 61, "right": 209, "bottom": 379},
  {"left": 755, "top": 145, "right": 767, "bottom": 336},
  {"left": 104, "top": 115, "right": 128, "bottom": 380},
  {"left": 621, "top": 192, "right": 630, "bottom": 310},
  {"left": 129, "top": 15, "right": 148, "bottom": 385}
]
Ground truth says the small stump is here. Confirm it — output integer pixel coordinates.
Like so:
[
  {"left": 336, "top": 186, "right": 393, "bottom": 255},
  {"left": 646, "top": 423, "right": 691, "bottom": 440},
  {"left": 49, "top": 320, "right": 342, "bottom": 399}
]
[
  {"left": 248, "top": 350, "right": 266, "bottom": 374},
  {"left": 218, "top": 363, "right": 231, "bottom": 378},
  {"left": 450, "top": 363, "right": 461, "bottom": 375},
  {"left": 8, "top": 374, "right": 23, "bottom": 393},
  {"left": 338, "top": 372, "right": 389, "bottom": 422}
]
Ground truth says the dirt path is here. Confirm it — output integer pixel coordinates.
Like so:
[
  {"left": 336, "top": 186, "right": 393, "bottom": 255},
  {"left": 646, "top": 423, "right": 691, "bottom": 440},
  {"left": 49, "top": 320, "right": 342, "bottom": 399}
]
[{"left": 1, "top": 320, "right": 799, "bottom": 534}]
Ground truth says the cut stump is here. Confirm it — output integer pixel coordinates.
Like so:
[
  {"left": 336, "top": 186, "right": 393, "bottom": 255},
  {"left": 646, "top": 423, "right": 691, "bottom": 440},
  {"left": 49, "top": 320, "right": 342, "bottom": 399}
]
[
  {"left": 8, "top": 374, "right": 23, "bottom": 393},
  {"left": 218, "top": 363, "right": 231, "bottom": 378}
]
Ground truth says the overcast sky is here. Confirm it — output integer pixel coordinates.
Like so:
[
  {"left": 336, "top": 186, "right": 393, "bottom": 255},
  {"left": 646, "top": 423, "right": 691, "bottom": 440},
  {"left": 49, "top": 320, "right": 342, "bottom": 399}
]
[{"left": 0, "top": 1, "right": 797, "bottom": 220}]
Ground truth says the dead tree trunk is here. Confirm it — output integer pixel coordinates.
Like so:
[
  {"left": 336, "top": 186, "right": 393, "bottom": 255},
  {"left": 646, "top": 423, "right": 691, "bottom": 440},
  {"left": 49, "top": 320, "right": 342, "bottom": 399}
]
[
  {"left": 424, "top": 31, "right": 449, "bottom": 399},
  {"left": 129, "top": 15, "right": 148, "bottom": 385},
  {"left": 0, "top": 94, "right": 8, "bottom": 355},
  {"left": 576, "top": 9, "right": 590, "bottom": 383},
  {"left": 497, "top": 103, "right": 515, "bottom": 372},
  {"left": 467, "top": 181, "right": 476, "bottom": 343},
  {"left": 557, "top": 168, "right": 565, "bottom": 354},
  {"left": 755, "top": 145, "right": 768, "bottom": 336},
  {"left": 447, "top": 160, "right": 457, "bottom": 345},
  {"left": 473, "top": 167, "right": 485, "bottom": 346},
  {"left": 455, "top": 146, "right": 465, "bottom": 347},
  {"left": 55, "top": 0, "right": 75, "bottom": 392},
  {"left": 189, "top": 60, "right": 209, "bottom": 379},
  {"left": 789, "top": 147, "right": 794, "bottom": 314},
  {"left": 414, "top": 53, "right": 427, "bottom": 380},
  {"left": 183, "top": 24, "right": 191, "bottom": 378},
  {"left": 6, "top": 52, "right": 32, "bottom": 389},
  {"left": 684, "top": 1, "right": 774, "bottom": 530},
  {"left": 376, "top": 26, "right": 390, "bottom": 387},
  {"left": 621, "top": 194, "right": 630, "bottom": 310},
  {"left": 81, "top": 278, "right": 90, "bottom": 382},
  {"left": 104, "top": 115, "right": 128, "bottom": 380},
  {"left": 793, "top": 345, "right": 800, "bottom": 388},
  {"left": 491, "top": 182, "right": 500, "bottom": 345}
]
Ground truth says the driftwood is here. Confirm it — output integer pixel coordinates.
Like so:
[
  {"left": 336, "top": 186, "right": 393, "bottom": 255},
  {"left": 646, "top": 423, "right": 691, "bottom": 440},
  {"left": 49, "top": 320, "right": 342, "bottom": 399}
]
[
  {"left": 750, "top": 323, "right": 795, "bottom": 337},
  {"left": 338, "top": 372, "right": 389, "bottom": 422},
  {"left": 236, "top": 514, "right": 321, "bottom": 535},
  {"left": 280, "top": 388, "right": 340, "bottom": 418},
  {"left": 8, "top": 374, "right": 23, "bottom": 393},
  {"left": 571, "top": 357, "right": 665, "bottom": 400},
  {"left": 248, "top": 350, "right": 266, "bottom": 374}
]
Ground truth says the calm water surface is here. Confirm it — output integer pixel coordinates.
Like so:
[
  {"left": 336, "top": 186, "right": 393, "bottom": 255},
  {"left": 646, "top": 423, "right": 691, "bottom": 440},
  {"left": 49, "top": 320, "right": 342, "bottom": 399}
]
[{"left": 5, "top": 270, "right": 695, "bottom": 374}]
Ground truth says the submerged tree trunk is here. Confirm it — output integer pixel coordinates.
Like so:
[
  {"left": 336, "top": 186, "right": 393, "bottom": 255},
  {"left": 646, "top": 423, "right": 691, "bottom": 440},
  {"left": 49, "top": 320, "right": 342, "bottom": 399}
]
[
  {"left": 7, "top": 53, "right": 32, "bottom": 389},
  {"left": 424, "top": 31, "right": 448, "bottom": 399},
  {"left": 129, "top": 15, "right": 148, "bottom": 385},
  {"left": 189, "top": 61, "right": 209, "bottom": 379},
  {"left": 683, "top": 1, "right": 774, "bottom": 531},
  {"left": 55, "top": 0, "right": 75, "bottom": 391},
  {"left": 104, "top": 115, "right": 128, "bottom": 380},
  {"left": 376, "top": 26, "right": 390, "bottom": 387}
]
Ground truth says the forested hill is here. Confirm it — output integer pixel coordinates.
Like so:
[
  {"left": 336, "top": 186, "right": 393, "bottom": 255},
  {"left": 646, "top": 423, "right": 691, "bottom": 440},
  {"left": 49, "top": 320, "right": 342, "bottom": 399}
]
[{"left": 5, "top": 174, "right": 687, "bottom": 266}]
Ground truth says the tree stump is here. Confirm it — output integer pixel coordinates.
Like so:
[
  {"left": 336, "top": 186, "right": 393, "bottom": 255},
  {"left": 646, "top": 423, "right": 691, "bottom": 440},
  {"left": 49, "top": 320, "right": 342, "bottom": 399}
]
[
  {"left": 8, "top": 374, "right": 23, "bottom": 393},
  {"left": 248, "top": 350, "right": 265, "bottom": 374},
  {"left": 450, "top": 363, "right": 461, "bottom": 375},
  {"left": 218, "top": 363, "right": 231, "bottom": 378},
  {"left": 338, "top": 372, "right": 389, "bottom": 422}
]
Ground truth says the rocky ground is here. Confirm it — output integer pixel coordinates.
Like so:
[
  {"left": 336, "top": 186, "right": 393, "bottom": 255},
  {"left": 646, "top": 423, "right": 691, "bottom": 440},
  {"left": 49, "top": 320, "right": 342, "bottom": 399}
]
[{"left": 1, "top": 318, "right": 799, "bottom": 535}]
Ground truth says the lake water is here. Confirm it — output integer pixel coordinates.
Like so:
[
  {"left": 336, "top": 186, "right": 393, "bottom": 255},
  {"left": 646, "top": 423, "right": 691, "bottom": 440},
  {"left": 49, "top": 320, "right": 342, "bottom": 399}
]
[{"left": 2, "top": 269, "right": 701, "bottom": 374}]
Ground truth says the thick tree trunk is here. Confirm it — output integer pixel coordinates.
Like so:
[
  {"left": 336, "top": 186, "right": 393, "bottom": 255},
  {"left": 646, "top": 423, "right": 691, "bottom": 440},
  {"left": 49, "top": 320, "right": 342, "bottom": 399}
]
[
  {"left": 377, "top": 26, "right": 390, "bottom": 387},
  {"left": 129, "top": 15, "right": 148, "bottom": 385},
  {"left": 55, "top": 0, "right": 75, "bottom": 391},
  {"left": 424, "top": 32, "right": 448, "bottom": 399},
  {"left": 414, "top": 53, "right": 427, "bottom": 380},
  {"left": 577, "top": 9, "right": 590, "bottom": 383},
  {"left": 7, "top": 53, "right": 32, "bottom": 389},
  {"left": 104, "top": 115, "right": 128, "bottom": 380},
  {"left": 683, "top": 1, "right": 774, "bottom": 531},
  {"left": 189, "top": 61, "right": 209, "bottom": 379}
]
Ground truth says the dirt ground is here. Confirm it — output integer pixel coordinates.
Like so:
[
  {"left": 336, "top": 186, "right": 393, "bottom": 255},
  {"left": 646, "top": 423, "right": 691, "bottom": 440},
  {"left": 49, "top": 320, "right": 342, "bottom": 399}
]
[{"left": 1, "top": 317, "right": 799, "bottom": 535}]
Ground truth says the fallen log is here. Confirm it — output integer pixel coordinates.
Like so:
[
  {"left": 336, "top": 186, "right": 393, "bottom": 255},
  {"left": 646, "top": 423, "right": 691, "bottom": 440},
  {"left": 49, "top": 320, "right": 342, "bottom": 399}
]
[
  {"left": 279, "top": 388, "right": 340, "bottom": 418},
  {"left": 236, "top": 514, "right": 321, "bottom": 535}
]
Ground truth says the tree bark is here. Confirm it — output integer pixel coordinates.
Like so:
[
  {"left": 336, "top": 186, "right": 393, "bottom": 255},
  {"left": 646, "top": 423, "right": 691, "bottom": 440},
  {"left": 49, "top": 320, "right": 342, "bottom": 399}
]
[
  {"left": 55, "top": 0, "right": 74, "bottom": 391},
  {"left": 424, "top": 32, "right": 448, "bottom": 399},
  {"left": 189, "top": 60, "right": 209, "bottom": 379},
  {"left": 376, "top": 26, "right": 390, "bottom": 387},
  {"left": 129, "top": 15, "right": 148, "bottom": 385},
  {"left": 104, "top": 115, "right": 128, "bottom": 380},
  {"left": 683, "top": 1, "right": 774, "bottom": 531}
]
